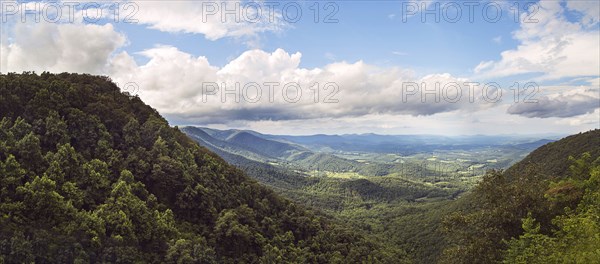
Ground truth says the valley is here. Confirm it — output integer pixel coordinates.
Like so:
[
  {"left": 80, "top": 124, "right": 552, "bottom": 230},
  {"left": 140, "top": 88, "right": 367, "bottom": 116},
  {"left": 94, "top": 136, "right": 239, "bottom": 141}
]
[
  {"left": 183, "top": 126, "right": 555, "bottom": 197},
  {"left": 182, "top": 126, "right": 559, "bottom": 262}
]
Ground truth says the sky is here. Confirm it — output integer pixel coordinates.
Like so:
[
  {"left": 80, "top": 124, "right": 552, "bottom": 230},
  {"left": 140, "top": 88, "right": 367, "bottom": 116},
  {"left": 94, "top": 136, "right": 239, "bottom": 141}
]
[{"left": 1, "top": 0, "right": 599, "bottom": 135}]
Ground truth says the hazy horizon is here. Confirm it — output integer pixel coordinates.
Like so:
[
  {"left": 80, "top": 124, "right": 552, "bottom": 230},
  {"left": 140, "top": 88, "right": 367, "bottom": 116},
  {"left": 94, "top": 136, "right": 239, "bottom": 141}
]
[{"left": 182, "top": 124, "right": 573, "bottom": 138}]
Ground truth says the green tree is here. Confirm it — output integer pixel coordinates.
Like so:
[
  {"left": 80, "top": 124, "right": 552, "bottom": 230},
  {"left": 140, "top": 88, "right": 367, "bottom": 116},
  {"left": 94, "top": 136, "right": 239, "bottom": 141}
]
[
  {"left": 165, "top": 238, "right": 217, "bottom": 264},
  {"left": 42, "top": 111, "right": 69, "bottom": 150},
  {"left": 504, "top": 156, "right": 600, "bottom": 263},
  {"left": 214, "top": 205, "right": 265, "bottom": 260},
  {"left": 0, "top": 155, "right": 26, "bottom": 201}
]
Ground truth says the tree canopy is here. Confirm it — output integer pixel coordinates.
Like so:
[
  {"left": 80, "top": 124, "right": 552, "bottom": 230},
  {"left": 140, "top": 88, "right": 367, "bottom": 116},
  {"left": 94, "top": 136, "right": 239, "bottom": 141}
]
[{"left": 0, "top": 72, "right": 408, "bottom": 263}]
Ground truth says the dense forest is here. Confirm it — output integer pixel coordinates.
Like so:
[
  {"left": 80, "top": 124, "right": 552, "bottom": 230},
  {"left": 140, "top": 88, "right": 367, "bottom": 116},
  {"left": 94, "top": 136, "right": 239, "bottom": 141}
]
[
  {"left": 184, "top": 125, "right": 600, "bottom": 263},
  {"left": 1, "top": 72, "right": 598, "bottom": 263},
  {"left": 0, "top": 73, "right": 408, "bottom": 263},
  {"left": 441, "top": 130, "right": 600, "bottom": 263}
]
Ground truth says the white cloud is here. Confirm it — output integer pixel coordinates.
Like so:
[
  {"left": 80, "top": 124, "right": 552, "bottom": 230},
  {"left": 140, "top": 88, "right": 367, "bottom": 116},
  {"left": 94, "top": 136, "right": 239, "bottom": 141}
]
[
  {"left": 474, "top": 0, "right": 600, "bottom": 80},
  {"left": 200, "top": 106, "right": 600, "bottom": 136},
  {"left": 131, "top": 1, "right": 285, "bottom": 43},
  {"left": 6, "top": 16, "right": 592, "bottom": 127},
  {"left": 507, "top": 85, "right": 600, "bottom": 118},
  {"left": 2, "top": 0, "right": 286, "bottom": 50},
  {"left": 565, "top": 0, "right": 600, "bottom": 26},
  {"left": 107, "top": 47, "right": 498, "bottom": 124},
  {"left": 1, "top": 22, "right": 125, "bottom": 74}
]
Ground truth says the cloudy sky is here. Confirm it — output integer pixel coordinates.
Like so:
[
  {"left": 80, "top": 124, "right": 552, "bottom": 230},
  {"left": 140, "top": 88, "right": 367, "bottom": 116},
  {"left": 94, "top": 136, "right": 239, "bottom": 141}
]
[{"left": 1, "top": 0, "right": 599, "bottom": 135}]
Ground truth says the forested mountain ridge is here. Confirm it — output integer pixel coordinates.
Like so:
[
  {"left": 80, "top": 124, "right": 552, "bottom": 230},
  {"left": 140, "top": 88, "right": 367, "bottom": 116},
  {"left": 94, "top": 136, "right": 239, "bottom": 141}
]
[
  {"left": 225, "top": 131, "right": 301, "bottom": 158},
  {"left": 182, "top": 127, "right": 315, "bottom": 192},
  {"left": 183, "top": 126, "right": 364, "bottom": 173},
  {"left": 0, "top": 72, "right": 407, "bottom": 263},
  {"left": 441, "top": 129, "right": 600, "bottom": 263},
  {"left": 504, "top": 130, "right": 600, "bottom": 177}
]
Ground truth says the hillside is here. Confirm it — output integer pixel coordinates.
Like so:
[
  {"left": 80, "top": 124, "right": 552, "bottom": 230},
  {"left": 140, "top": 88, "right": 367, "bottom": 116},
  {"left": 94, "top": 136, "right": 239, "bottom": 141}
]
[
  {"left": 505, "top": 130, "right": 600, "bottom": 177},
  {"left": 0, "top": 73, "right": 407, "bottom": 263},
  {"left": 441, "top": 129, "right": 600, "bottom": 263},
  {"left": 183, "top": 127, "right": 307, "bottom": 162},
  {"left": 182, "top": 127, "right": 270, "bottom": 162},
  {"left": 182, "top": 127, "right": 315, "bottom": 192},
  {"left": 183, "top": 126, "right": 367, "bottom": 174},
  {"left": 225, "top": 131, "right": 302, "bottom": 158}
]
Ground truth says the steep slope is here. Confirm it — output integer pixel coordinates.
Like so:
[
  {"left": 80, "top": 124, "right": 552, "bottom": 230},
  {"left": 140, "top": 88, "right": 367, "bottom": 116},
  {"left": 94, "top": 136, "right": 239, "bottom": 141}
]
[
  {"left": 505, "top": 130, "right": 600, "bottom": 177},
  {"left": 0, "top": 73, "right": 407, "bottom": 263},
  {"left": 440, "top": 129, "right": 600, "bottom": 263},
  {"left": 182, "top": 126, "right": 270, "bottom": 162},
  {"left": 182, "top": 127, "right": 315, "bottom": 191}
]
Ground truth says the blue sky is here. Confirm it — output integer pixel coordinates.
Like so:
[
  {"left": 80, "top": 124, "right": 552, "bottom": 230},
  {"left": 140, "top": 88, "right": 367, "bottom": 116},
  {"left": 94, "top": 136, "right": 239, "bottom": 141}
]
[
  {"left": 118, "top": 1, "right": 523, "bottom": 75},
  {"left": 1, "top": 0, "right": 599, "bottom": 135},
  {"left": 109, "top": 0, "right": 597, "bottom": 84}
]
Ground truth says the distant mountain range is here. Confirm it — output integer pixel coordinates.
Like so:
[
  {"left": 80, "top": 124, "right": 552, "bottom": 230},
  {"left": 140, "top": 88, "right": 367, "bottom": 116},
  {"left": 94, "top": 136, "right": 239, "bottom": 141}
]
[
  {"left": 183, "top": 126, "right": 556, "bottom": 155},
  {"left": 267, "top": 133, "right": 557, "bottom": 154},
  {"left": 182, "top": 126, "right": 556, "bottom": 179}
]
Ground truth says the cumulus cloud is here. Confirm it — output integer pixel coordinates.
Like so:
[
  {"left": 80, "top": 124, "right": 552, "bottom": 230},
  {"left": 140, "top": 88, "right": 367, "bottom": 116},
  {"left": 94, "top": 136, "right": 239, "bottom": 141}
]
[
  {"left": 0, "top": 13, "right": 491, "bottom": 123},
  {"left": 507, "top": 86, "right": 600, "bottom": 118},
  {"left": 108, "top": 47, "right": 498, "bottom": 123},
  {"left": 1, "top": 22, "right": 126, "bottom": 74},
  {"left": 474, "top": 0, "right": 600, "bottom": 80}
]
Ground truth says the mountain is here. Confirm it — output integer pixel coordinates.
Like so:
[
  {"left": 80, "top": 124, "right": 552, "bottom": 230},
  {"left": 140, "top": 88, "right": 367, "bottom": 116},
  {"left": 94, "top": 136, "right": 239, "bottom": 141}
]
[
  {"left": 441, "top": 129, "right": 600, "bottom": 263},
  {"left": 183, "top": 127, "right": 307, "bottom": 161},
  {"left": 0, "top": 73, "right": 407, "bottom": 263},
  {"left": 181, "top": 126, "right": 270, "bottom": 162},
  {"left": 184, "top": 126, "right": 555, "bottom": 180},
  {"left": 505, "top": 131, "right": 600, "bottom": 177},
  {"left": 182, "top": 127, "right": 315, "bottom": 192},
  {"left": 179, "top": 126, "right": 572, "bottom": 264},
  {"left": 225, "top": 131, "right": 303, "bottom": 159},
  {"left": 183, "top": 126, "right": 364, "bottom": 173},
  {"left": 268, "top": 133, "right": 558, "bottom": 154}
]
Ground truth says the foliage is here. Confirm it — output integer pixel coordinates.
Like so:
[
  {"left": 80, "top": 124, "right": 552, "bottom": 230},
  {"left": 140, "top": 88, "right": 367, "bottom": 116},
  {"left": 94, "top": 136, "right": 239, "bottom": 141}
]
[
  {"left": 441, "top": 137, "right": 600, "bottom": 264},
  {"left": 0, "top": 72, "right": 409, "bottom": 263},
  {"left": 186, "top": 116, "right": 598, "bottom": 264},
  {"left": 503, "top": 155, "right": 600, "bottom": 263}
]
